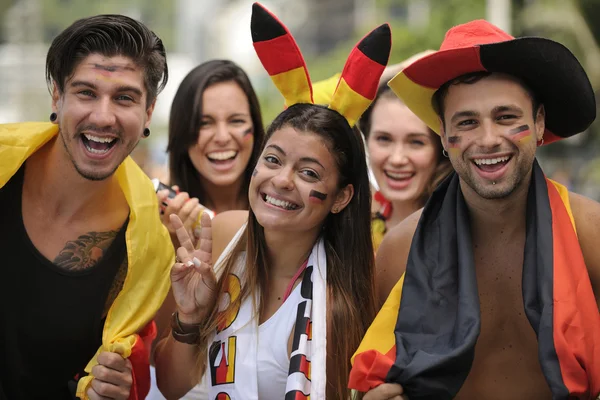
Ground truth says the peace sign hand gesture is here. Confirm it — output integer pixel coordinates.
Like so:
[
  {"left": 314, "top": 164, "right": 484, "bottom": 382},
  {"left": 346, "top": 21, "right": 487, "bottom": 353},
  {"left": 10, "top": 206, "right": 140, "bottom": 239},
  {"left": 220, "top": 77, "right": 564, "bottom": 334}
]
[{"left": 169, "top": 213, "right": 218, "bottom": 324}]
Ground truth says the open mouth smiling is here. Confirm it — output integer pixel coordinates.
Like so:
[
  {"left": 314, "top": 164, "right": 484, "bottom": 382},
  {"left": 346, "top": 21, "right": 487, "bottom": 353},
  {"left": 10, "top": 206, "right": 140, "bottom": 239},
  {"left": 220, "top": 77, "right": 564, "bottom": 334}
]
[
  {"left": 81, "top": 133, "right": 118, "bottom": 154},
  {"left": 261, "top": 193, "right": 300, "bottom": 210}
]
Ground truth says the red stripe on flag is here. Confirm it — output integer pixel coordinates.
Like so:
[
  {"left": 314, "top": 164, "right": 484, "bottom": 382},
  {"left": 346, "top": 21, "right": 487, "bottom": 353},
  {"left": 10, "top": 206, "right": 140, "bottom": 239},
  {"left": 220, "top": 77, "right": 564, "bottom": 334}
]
[
  {"left": 294, "top": 392, "right": 309, "bottom": 400},
  {"left": 548, "top": 182, "right": 600, "bottom": 396},
  {"left": 127, "top": 321, "right": 157, "bottom": 400},
  {"left": 253, "top": 35, "right": 306, "bottom": 76},
  {"left": 215, "top": 342, "right": 228, "bottom": 384},
  {"left": 299, "top": 355, "right": 310, "bottom": 377},
  {"left": 348, "top": 345, "right": 396, "bottom": 392},
  {"left": 340, "top": 48, "right": 385, "bottom": 100}
]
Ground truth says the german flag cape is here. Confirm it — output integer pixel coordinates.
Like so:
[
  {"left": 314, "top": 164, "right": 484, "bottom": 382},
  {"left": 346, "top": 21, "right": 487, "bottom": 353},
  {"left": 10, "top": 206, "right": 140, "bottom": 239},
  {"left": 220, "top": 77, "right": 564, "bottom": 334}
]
[
  {"left": 0, "top": 123, "right": 174, "bottom": 400},
  {"left": 349, "top": 160, "right": 600, "bottom": 399}
]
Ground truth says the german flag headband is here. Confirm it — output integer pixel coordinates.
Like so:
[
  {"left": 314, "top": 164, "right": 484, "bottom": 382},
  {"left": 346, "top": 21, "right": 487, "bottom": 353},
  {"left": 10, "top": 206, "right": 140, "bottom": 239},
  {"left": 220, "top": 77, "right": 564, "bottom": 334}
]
[{"left": 251, "top": 2, "right": 391, "bottom": 127}]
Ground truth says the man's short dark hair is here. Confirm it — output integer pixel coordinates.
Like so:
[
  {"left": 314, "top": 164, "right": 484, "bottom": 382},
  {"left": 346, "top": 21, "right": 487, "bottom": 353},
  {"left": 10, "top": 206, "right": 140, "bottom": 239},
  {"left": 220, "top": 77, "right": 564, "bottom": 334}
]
[
  {"left": 432, "top": 71, "right": 541, "bottom": 129},
  {"left": 45, "top": 14, "right": 168, "bottom": 107}
]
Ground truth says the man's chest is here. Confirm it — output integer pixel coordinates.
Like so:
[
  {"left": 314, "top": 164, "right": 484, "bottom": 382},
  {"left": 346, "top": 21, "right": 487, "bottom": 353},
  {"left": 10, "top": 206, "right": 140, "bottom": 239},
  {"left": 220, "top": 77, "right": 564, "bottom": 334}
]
[{"left": 456, "top": 243, "right": 553, "bottom": 399}]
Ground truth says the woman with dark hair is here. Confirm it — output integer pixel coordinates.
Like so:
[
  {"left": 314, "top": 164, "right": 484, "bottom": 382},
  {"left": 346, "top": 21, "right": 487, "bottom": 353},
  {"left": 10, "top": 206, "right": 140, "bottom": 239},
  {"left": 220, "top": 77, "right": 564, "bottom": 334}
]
[
  {"left": 149, "top": 60, "right": 266, "bottom": 400},
  {"left": 153, "top": 3, "right": 391, "bottom": 399},
  {"left": 359, "top": 82, "right": 453, "bottom": 252},
  {"left": 157, "top": 60, "right": 265, "bottom": 246}
]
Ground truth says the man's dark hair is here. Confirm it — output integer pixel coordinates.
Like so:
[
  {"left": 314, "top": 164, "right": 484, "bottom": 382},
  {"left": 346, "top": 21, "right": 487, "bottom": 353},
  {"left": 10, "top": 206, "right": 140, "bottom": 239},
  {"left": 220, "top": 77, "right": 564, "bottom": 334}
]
[
  {"left": 45, "top": 14, "right": 168, "bottom": 107},
  {"left": 432, "top": 71, "right": 541, "bottom": 129}
]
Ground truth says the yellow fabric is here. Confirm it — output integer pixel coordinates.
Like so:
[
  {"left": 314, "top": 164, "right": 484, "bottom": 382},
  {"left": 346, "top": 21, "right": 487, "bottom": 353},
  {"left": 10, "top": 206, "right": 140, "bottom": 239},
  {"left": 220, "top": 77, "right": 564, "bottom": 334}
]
[
  {"left": 387, "top": 72, "right": 440, "bottom": 134},
  {"left": 312, "top": 73, "right": 341, "bottom": 105},
  {"left": 271, "top": 66, "right": 313, "bottom": 107},
  {"left": 351, "top": 274, "right": 405, "bottom": 364},
  {"left": 372, "top": 218, "right": 386, "bottom": 253},
  {"left": 328, "top": 77, "right": 372, "bottom": 127},
  {"left": 0, "top": 122, "right": 174, "bottom": 399}
]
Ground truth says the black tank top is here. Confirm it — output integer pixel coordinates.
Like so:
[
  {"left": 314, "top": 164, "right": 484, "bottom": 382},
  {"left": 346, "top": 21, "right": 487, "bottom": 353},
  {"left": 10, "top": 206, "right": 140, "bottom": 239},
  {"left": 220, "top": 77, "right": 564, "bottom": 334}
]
[{"left": 0, "top": 165, "right": 128, "bottom": 399}]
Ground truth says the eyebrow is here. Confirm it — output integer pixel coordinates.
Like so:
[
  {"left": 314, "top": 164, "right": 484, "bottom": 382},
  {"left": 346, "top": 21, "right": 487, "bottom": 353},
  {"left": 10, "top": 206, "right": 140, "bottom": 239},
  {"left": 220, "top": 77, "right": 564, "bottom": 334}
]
[
  {"left": 372, "top": 130, "right": 429, "bottom": 137},
  {"left": 492, "top": 104, "right": 524, "bottom": 114},
  {"left": 200, "top": 113, "right": 250, "bottom": 119},
  {"left": 265, "top": 144, "right": 325, "bottom": 169},
  {"left": 69, "top": 81, "right": 143, "bottom": 97},
  {"left": 450, "top": 110, "right": 479, "bottom": 124}
]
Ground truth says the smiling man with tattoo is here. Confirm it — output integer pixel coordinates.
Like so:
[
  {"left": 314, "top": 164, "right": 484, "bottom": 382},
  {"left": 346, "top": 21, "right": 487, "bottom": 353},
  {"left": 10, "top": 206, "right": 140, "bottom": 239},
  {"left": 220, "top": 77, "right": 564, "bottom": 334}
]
[
  {"left": 0, "top": 15, "right": 174, "bottom": 400},
  {"left": 350, "top": 20, "right": 600, "bottom": 400}
]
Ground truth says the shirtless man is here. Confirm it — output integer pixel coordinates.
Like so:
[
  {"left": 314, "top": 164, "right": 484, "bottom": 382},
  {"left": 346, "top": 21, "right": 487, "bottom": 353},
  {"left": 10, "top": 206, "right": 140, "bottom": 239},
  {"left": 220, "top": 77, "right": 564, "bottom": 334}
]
[
  {"left": 355, "top": 20, "right": 600, "bottom": 400},
  {"left": 0, "top": 15, "right": 173, "bottom": 400}
]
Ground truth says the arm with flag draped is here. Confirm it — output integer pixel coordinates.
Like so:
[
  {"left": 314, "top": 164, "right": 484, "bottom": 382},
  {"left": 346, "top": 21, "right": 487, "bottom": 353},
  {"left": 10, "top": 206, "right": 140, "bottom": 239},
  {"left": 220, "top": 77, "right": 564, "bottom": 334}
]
[{"left": 349, "top": 211, "right": 419, "bottom": 392}]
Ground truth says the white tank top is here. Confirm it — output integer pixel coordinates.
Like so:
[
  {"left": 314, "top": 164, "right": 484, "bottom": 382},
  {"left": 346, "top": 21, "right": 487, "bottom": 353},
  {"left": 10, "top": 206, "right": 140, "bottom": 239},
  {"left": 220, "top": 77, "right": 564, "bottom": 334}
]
[{"left": 257, "top": 283, "right": 303, "bottom": 399}]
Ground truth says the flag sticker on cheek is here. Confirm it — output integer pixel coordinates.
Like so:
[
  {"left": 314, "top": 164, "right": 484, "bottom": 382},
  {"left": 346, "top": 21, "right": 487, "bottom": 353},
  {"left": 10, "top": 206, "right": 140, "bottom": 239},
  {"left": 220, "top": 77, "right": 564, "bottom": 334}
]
[
  {"left": 447, "top": 136, "right": 461, "bottom": 147},
  {"left": 309, "top": 190, "right": 327, "bottom": 203},
  {"left": 508, "top": 124, "right": 532, "bottom": 143},
  {"left": 447, "top": 136, "right": 462, "bottom": 156},
  {"left": 252, "top": 169, "right": 258, "bottom": 177},
  {"left": 243, "top": 127, "right": 254, "bottom": 140}
]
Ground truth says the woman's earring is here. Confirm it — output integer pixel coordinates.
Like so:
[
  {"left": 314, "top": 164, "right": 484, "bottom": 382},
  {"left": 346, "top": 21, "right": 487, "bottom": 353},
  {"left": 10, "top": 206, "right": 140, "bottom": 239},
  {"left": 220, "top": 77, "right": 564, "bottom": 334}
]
[
  {"left": 442, "top": 149, "right": 449, "bottom": 158},
  {"left": 143, "top": 128, "right": 150, "bottom": 137},
  {"left": 49, "top": 112, "right": 57, "bottom": 122}
]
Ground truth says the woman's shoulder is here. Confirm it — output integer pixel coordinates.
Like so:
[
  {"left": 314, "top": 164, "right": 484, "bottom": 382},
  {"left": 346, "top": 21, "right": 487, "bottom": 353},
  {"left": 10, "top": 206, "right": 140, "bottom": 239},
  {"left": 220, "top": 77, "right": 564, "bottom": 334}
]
[{"left": 211, "top": 210, "right": 249, "bottom": 264}]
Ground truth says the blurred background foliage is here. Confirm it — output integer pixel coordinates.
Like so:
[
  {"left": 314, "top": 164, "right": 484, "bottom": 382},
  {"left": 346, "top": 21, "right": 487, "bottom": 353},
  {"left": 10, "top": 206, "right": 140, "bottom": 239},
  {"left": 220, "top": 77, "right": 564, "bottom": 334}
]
[{"left": 0, "top": 0, "right": 599, "bottom": 195}]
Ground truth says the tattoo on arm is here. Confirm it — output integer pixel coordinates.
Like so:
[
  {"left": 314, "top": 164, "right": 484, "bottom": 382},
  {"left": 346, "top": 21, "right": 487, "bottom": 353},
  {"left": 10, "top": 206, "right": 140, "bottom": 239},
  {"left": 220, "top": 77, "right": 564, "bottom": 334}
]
[
  {"left": 102, "top": 256, "right": 128, "bottom": 318},
  {"left": 53, "top": 231, "right": 119, "bottom": 271}
]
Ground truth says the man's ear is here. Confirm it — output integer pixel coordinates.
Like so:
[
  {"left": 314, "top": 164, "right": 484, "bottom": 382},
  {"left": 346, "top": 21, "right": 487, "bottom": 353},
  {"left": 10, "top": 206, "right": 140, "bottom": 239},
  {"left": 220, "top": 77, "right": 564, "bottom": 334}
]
[
  {"left": 332, "top": 184, "right": 354, "bottom": 214},
  {"left": 144, "top": 97, "right": 157, "bottom": 130},
  {"left": 535, "top": 104, "right": 546, "bottom": 143},
  {"left": 51, "top": 83, "right": 62, "bottom": 114},
  {"left": 439, "top": 117, "right": 448, "bottom": 152}
]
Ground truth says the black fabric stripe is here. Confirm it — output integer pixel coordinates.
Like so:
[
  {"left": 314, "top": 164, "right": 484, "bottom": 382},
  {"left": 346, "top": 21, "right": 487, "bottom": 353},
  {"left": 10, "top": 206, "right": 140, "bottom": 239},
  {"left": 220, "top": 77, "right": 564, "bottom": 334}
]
[
  {"left": 522, "top": 163, "right": 569, "bottom": 397},
  {"left": 300, "top": 265, "right": 313, "bottom": 299},
  {"left": 356, "top": 24, "right": 391, "bottom": 66},
  {"left": 251, "top": 3, "right": 287, "bottom": 42},
  {"left": 291, "top": 301, "right": 309, "bottom": 350},
  {"left": 386, "top": 171, "right": 477, "bottom": 399},
  {"left": 285, "top": 391, "right": 308, "bottom": 400}
]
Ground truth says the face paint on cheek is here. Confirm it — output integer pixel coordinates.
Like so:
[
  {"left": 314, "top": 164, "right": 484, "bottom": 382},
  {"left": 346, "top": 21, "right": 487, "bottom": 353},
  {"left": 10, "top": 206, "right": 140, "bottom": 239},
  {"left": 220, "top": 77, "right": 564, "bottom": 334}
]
[
  {"left": 508, "top": 124, "right": 532, "bottom": 144},
  {"left": 447, "top": 136, "right": 461, "bottom": 147},
  {"left": 252, "top": 168, "right": 258, "bottom": 177},
  {"left": 447, "top": 136, "right": 462, "bottom": 156},
  {"left": 243, "top": 127, "right": 254, "bottom": 141},
  {"left": 309, "top": 190, "right": 327, "bottom": 204}
]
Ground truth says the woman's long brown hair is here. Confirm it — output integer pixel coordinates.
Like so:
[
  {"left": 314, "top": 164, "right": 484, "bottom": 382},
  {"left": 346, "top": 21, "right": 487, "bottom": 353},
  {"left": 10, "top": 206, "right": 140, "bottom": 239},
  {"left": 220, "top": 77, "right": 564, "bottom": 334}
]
[
  {"left": 198, "top": 104, "right": 376, "bottom": 398},
  {"left": 167, "top": 60, "right": 265, "bottom": 207}
]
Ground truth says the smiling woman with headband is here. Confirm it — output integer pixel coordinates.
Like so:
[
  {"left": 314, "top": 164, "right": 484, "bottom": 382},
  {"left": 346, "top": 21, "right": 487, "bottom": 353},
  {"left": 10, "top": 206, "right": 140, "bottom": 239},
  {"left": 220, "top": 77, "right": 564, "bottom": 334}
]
[{"left": 153, "top": 3, "right": 391, "bottom": 399}]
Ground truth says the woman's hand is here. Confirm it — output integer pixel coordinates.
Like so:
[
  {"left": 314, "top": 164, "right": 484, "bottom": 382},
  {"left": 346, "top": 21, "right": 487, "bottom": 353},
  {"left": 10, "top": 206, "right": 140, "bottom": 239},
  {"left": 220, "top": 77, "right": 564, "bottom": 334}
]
[
  {"left": 169, "top": 213, "right": 218, "bottom": 324},
  {"left": 157, "top": 186, "right": 204, "bottom": 247}
]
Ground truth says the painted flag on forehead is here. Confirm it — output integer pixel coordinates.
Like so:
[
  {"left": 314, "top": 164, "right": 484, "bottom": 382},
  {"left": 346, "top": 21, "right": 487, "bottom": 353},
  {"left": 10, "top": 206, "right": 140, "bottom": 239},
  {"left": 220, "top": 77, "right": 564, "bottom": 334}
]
[{"left": 349, "top": 160, "right": 600, "bottom": 399}]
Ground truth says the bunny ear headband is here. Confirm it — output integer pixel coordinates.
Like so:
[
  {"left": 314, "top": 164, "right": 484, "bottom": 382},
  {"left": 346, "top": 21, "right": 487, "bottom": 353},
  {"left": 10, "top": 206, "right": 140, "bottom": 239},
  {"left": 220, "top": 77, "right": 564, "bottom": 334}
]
[{"left": 251, "top": 2, "right": 392, "bottom": 127}]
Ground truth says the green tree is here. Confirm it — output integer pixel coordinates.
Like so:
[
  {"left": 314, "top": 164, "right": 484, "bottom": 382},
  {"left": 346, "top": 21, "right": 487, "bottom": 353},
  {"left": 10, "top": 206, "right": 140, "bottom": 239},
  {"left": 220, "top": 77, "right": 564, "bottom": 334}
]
[{"left": 39, "top": 0, "right": 175, "bottom": 48}]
